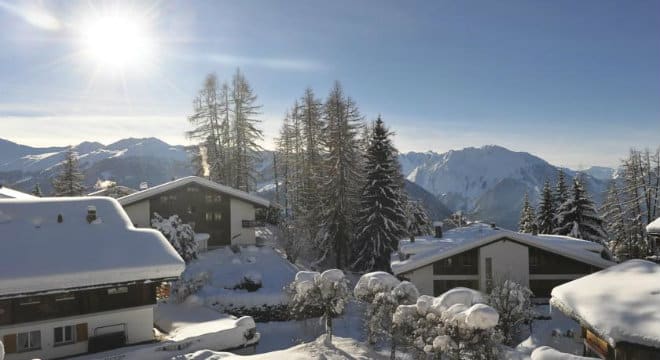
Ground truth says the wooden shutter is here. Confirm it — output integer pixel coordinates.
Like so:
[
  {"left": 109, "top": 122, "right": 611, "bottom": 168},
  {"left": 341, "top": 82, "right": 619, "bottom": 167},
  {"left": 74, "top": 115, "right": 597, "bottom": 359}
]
[
  {"left": 3, "top": 333, "right": 17, "bottom": 353},
  {"left": 76, "top": 323, "right": 89, "bottom": 342}
]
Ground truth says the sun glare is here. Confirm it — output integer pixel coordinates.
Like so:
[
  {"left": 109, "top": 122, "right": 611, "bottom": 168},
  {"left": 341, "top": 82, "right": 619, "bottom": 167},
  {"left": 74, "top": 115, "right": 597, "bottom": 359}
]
[{"left": 79, "top": 10, "right": 155, "bottom": 72}]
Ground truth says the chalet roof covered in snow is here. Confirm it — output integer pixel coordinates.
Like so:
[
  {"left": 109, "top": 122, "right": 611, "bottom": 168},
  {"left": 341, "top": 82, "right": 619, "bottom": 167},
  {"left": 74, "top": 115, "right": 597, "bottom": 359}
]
[
  {"left": 0, "top": 197, "right": 185, "bottom": 297},
  {"left": 551, "top": 260, "right": 660, "bottom": 349},
  {"left": 0, "top": 185, "right": 37, "bottom": 199},
  {"left": 118, "top": 176, "right": 270, "bottom": 208},
  {"left": 647, "top": 217, "right": 660, "bottom": 235},
  {"left": 392, "top": 223, "right": 615, "bottom": 275}
]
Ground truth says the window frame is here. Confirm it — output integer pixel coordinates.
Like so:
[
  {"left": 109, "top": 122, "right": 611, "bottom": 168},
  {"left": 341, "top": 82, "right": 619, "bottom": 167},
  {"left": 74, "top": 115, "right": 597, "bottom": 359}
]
[
  {"left": 53, "top": 325, "right": 75, "bottom": 346},
  {"left": 17, "top": 330, "right": 41, "bottom": 352}
]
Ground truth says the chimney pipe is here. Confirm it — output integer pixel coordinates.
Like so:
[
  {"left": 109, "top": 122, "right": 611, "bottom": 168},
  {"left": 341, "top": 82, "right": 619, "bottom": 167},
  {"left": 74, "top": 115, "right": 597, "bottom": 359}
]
[
  {"left": 433, "top": 221, "right": 443, "bottom": 238},
  {"left": 86, "top": 205, "right": 97, "bottom": 223}
]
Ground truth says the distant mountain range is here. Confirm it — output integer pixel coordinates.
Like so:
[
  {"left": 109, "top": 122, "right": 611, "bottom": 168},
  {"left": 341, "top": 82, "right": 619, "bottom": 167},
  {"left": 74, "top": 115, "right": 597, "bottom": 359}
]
[
  {"left": 0, "top": 138, "right": 613, "bottom": 230},
  {"left": 0, "top": 137, "right": 193, "bottom": 194}
]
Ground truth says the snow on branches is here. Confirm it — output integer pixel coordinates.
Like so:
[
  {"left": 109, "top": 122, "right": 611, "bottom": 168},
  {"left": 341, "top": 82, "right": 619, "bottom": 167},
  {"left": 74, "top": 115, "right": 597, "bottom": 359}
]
[
  {"left": 287, "top": 269, "right": 351, "bottom": 345},
  {"left": 393, "top": 287, "right": 502, "bottom": 360},
  {"left": 151, "top": 213, "right": 198, "bottom": 263},
  {"left": 488, "top": 280, "right": 535, "bottom": 346}
]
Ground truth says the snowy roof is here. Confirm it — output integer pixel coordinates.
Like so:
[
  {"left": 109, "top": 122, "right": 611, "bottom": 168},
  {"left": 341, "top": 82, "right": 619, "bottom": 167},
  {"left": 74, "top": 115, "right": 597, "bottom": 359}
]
[
  {"left": 87, "top": 185, "right": 137, "bottom": 197},
  {"left": 0, "top": 185, "right": 37, "bottom": 199},
  {"left": 118, "top": 176, "right": 270, "bottom": 208},
  {"left": 646, "top": 217, "right": 660, "bottom": 235},
  {"left": 0, "top": 197, "right": 185, "bottom": 297},
  {"left": 551, "top": 260, "right": 660, "bottom": 349},
  {"left": 392, "top": 223, "right": 615, "bottom": 275}
]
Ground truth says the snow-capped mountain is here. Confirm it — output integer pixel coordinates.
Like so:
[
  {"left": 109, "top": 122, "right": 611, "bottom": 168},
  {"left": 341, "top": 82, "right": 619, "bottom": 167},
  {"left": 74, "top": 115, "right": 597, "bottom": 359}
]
[
  {"left": 400, "top": 145, "right": 608, "bottom": 229},
  {"left": 0, "top": 137, "right": 193, "bottom": 194}
]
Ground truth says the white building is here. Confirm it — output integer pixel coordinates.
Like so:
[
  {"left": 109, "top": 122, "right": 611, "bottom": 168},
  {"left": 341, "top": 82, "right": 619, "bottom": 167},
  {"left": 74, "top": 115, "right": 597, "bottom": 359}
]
[
  {"left": 391, "top": 223, "right": 615, "bottom": 297},
  {"left": 551, "top": 260, "right": 660, "bottom": 359},
  {"left": 0, "top": 197, "right": 185, "bottom": 360},
  {"left": 118, "top": 176, "right": 270, "bottom": 247}
]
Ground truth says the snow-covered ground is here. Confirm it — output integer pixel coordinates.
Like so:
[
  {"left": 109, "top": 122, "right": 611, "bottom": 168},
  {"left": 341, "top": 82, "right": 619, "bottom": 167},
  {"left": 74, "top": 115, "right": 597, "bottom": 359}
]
[{"left": 181, "top": 245, "right": 298, "bottom": 310}]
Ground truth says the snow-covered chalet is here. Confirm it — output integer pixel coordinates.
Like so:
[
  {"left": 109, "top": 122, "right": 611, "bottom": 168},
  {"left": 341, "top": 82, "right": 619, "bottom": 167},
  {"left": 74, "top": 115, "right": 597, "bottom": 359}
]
[
  {"left": 646, "top": 217, "right": 659, "bottom": 258},
  {"left": 391, "top": 223, "right": 615, "bottom": 297},
  {"left": 0, "top": 197, "right": 185, "bottom": 360},
  {"left": 551, "top": 260, "right": 660, "bottom": 360},
  {"left": 118, "top": 176, "right": 270, "bottom": 248}
]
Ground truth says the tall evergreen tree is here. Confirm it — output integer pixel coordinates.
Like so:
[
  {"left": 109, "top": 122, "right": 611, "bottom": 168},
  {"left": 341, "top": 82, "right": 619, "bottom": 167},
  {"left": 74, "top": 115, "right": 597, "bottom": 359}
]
[
  {"left": 601, "top": 180, "right": 634, "bottom": 258},
  {"left": 536, "top": 180, "right": 555, "bottom": 234},
  {"left": 186, "top": 74, "right": 229, "bottom": 183},
  {"left": 555, "top": 169, "right": 569, "bottom": 210},
  {"left": 555, "top": 178, "right": 608, "bottom": 244},
  {"left": 31, "top": 183, "right": 43, "bottom": 197},
  {"left": 316, "top": 82, "right": 363, "bottom": 269},
  {"left": 405, "top": 200, "right": 433, "bottom": 240},
  {"left": 352, "top": 117, "right": 407, "bottom": 272},
  {"left": 52, "top": 147, "right": 85, "bottom": 196},
  {"left": 518, "top": 192, "right": 537, "bottom": 234},
  {"left": 231, "top": 69, "right": 263, "bottom": 192}
]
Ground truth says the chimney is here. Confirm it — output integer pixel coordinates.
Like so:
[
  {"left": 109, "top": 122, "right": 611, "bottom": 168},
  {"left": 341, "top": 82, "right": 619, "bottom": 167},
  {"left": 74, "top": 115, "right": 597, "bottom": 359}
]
[
  {"left": 490, "top": 222, "right": 497, "bottom": 229},
  {"left": 139, "top": 182, "right": 148, "bottom": 190},
  {"left": 86, "top": 205, "right": 97, "bottom": 223},
  {"left": 433, "top": 221, "right": 443, "bottom": 238}
]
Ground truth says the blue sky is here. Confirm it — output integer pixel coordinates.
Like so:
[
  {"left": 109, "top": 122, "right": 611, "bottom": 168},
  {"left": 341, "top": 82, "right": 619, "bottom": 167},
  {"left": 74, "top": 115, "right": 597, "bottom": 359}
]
[{"left": 0, "top": 0, "right": 658, "bottom": 168}]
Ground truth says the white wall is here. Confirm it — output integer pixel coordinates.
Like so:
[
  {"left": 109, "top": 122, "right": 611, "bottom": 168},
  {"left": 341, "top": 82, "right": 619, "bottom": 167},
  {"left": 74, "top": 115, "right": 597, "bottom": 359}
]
[
  {"left": 479, "top": 239, "right": 530, "bottom": 292},
  {"left": 230, "top": 198, "right": 256, "bottom": 246},
  {"left": 0, "top": 305, "right": 154, "bottom": 360},
  {"left": 123, "top": 201, "right": 151, "bottom": 228},
  {"left": 401, "top": 266, "right": 434, "bottom": 296}
]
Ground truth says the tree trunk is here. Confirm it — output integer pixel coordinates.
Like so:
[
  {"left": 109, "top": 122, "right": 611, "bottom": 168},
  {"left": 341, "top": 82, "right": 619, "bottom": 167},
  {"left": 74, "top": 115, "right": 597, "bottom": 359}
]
[{"left": 324, "top": 314, "right": 333, "bottom": 346}]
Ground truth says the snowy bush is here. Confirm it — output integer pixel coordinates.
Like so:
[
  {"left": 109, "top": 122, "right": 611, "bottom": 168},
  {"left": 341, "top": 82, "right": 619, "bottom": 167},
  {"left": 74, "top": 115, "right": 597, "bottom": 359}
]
[
  {"left": 151, "top": 213, "right": 198, "bottom": 262},
  {"left": 392, "top": 288, "right": 502, "bottom": 360},
  {"left": 232, "top": 271, "right": 263, "bottom": 292},
  {"left": 488, "top": 280, "right": 535, "bottom": 346},
  {"left": 170, "top": 271, "right": 210, "bottom": 303},
  {"left": 287, "top": 269, "right": 350, "bottom": 345}
]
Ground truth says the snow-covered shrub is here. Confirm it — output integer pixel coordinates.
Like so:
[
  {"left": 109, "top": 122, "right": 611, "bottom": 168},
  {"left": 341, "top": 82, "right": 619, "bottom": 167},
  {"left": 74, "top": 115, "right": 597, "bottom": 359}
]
[
  {"left": 354, "top": 271, "right": 403, "bottom": 344},
  {"left": 372, "top": 282, "right": 420, "bottom": 359},
  {"left": 393, "top": 288, "right": 502, "bottom": 360},
  {"left": 233, "top": 271, "right": 263, "bottom": 292},
  {"left": 170, "top": 271, "right": 210, "bottom": 303},
  {"left": 151, "top": 213, "right": 198, "bottom": 262},
  {"left": 488, "top": 280, "right": 535, "bottom": 346},
  {"left": 287, "top": 269, "right": 350, "bottom": 345}
]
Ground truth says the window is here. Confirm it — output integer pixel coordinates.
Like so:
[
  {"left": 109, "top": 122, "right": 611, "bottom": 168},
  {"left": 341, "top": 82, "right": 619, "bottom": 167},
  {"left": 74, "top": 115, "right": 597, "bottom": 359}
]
[
  {"left": 205, "top": 212, "right": 222, "bottom": 222},
  {"left": 187, "top": 186, "right": 199, "bottom": 192},
  {"left": 160, "top": 195, "right": 168, "bottom": 203},
  {"left": 54, "top": 325, "right": 75, "bottom": 346},
  {"left": 205, "top": 195, "right": 222, "bottom": 203},
  {"left": 17, "top": 330, "right": 41, "bottom": 352}
]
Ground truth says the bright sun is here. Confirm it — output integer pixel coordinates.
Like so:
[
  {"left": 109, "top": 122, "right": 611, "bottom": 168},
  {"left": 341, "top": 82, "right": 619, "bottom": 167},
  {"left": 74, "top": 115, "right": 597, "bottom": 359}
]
[{"left": 79, "top": 11, "right": 154, "bottom": 72}]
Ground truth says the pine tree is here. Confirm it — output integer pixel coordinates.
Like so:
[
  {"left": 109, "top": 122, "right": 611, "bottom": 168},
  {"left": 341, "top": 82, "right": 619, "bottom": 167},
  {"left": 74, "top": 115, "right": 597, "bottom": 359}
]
[
  {"left": 31, "top": 183, "right": 43, "bottom": 197},
  {"left": 298, "top": 88, "right": 325, "bottom": 248},
  {"left": 231, "top": 69, "right": 263, "bottom": 192},
  {"left": 601, "top": 180, "right": 633, "bottom": 258},
  {"left": 518, "top": 192, "right": 538, "bottom": 234},
  {"left": 536, "top": 180, "right": 555, "bottom": 234},
  {"left": 316, "top": 82, "right": 363, "bottom": 269},
  {"left": 186, "top": 74, "right": 230, "bottom": 183},
  {"left": 405, "top": 200, "right": 433, "bottom": 239},
  {"left": 352, "top": 117, "right": 407, "bottom": 272},
  {"left": 555, "top": 177, "right": 608, "bottom": 244},
  {"left": 52, "top": 147, "right": 85, "bottom": 196},
  {"left": 555, "top": 169, "right": 569, "bottom": 212}
]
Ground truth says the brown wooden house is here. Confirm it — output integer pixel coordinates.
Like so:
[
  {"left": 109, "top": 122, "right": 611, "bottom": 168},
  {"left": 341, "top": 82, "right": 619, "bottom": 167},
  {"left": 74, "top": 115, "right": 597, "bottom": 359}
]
[{"left": 118, "top": 176, "right": 270, "bottom": 248}]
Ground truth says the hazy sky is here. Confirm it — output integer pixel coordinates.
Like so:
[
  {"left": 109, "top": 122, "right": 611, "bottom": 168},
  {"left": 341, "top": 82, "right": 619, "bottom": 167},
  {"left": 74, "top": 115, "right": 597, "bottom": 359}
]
[{"left": 1, "top": 0, "right": 658, "bottom": 168}]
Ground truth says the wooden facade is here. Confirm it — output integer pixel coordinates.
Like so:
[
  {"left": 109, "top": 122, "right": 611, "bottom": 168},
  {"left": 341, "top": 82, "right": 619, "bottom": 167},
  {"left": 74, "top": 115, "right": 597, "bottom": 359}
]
[
  {"left": 582, "top": 327, "right": 660, "bottom": 360},
  {"left": 148, "top": 183, "right": 232, "bottom": 246},
  {"left": 0, "top": 283, "right": 157, "bottom": 327},
  {"left": 426, "top": 238, "right": 606, "bottom": 297}
]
